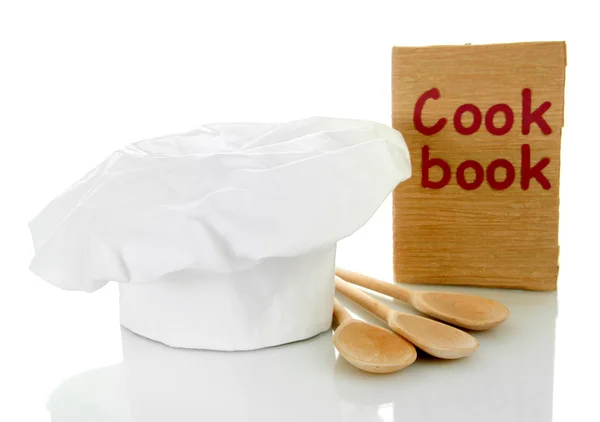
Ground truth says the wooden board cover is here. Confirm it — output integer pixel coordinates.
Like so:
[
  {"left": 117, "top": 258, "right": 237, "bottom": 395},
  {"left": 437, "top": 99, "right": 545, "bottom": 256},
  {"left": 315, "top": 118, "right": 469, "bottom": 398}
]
[{"left": 392, "top": 42, "right": 566, "bottom": 291}]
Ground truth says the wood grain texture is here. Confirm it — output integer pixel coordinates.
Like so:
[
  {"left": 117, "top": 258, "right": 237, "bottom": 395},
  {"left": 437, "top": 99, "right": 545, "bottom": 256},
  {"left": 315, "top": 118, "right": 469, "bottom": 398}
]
[{"left": 392, "top": 42, "right": 566, "bottom": 291}]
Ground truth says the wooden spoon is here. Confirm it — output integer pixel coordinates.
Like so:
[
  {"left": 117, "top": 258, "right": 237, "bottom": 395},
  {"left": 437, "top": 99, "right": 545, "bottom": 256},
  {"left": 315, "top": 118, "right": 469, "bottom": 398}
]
[
  {"left": 335, "top": 277, "right": 479, "bottom": 359},
  {"left": 332, "top": 298, "right": 417, "bottom": 373},
  {"left": 336, "top": 267, "right": 509, "bottom": 331}
]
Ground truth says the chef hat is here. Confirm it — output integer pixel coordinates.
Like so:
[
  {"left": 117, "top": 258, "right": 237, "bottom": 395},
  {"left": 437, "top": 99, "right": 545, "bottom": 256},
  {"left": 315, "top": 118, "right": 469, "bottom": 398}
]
[{"left": 29, "top": 117, "right": 411, "bottom": 350}]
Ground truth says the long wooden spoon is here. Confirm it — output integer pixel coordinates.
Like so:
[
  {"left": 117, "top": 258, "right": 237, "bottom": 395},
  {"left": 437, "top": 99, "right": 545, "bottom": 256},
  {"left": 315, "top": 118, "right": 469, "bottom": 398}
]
[
  {"left": 335, "top": 277, "right": 478, "bottom": 359},
  {"left": 336, "top": 267, "right": 509, "bottom": 331},
  {"left": 332, "top": 298, "right": 417, "bottom": 373}
]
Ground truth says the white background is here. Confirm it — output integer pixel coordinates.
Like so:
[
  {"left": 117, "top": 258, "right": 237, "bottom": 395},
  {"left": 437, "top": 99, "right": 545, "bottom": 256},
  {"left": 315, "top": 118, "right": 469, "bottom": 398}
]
[{"left": 0, "top": 1, "right": 598, "bottom": 421}]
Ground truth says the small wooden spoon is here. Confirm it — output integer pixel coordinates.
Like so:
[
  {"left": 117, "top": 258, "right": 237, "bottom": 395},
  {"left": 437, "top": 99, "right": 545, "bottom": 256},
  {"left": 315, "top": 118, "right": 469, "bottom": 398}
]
[
  {"left": 336, "top": 268, "right": 509, "bottom": 331},
  {"left": 332, "top": 298, "right": 417, "bottom": 373},
  {"left": 335, "top": 277, "right": 479, "bottom": 359}
]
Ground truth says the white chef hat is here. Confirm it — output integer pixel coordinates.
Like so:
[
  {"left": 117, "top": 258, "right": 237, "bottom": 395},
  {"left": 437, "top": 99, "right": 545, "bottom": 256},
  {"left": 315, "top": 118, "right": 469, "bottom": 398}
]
[{"left": 29, "top": 117, "right": 411, "bottom": 350}]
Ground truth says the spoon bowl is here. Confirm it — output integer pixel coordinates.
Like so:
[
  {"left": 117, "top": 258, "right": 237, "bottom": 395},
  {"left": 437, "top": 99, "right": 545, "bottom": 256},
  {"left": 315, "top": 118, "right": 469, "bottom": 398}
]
[
  {"left": 411, "top": 291, "right": 509, "bottom": 331},
  {"left": 388, "top": 312, "right": 479, "bottom": 359},
  {"left": 334, "top": 319, "right": 417, "bottom": 373},
  {"left": 332, "top": 298, "right": 417, "bottom": 373}
]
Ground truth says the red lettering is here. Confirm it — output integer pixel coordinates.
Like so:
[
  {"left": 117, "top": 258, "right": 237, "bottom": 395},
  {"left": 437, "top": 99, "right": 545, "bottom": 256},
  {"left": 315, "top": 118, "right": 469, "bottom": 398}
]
[
  {"left": 420, "top": 145, "right": 551, "bottom": 191},
  {"left": 456, "top": 160, "right": 484, "bottom": 190},
  {"left": 521, "top": 144, "right": 551, "bottom": 190},
  {"left": 485, "top": 104, "right": 514, "bottom": 136},
  {"left": 421, "top": 145, "right": 451, "bottom": 189},
  {"left": 486, "top": 159, "right": 515, "bottom": 190},
  {"left": 414, "top": 88, "right": 446, "bottom": 135},
  {"left": 453, "top": 104, "right": 482, "bottom": 135},
  {"left": 522, "top": 88, "right": 552, "bottom": 135}
]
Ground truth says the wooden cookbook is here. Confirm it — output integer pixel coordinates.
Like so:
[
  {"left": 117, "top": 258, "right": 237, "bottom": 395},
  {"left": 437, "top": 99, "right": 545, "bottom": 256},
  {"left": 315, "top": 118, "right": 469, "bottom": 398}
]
[{"left": 392, "top": 41, "right": 566, "bottom": 291}]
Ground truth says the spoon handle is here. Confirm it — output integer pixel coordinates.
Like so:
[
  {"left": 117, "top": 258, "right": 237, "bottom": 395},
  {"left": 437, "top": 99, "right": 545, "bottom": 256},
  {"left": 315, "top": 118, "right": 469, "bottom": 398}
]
[
  {"left": 335, "top": 277, "right": 395, "bottom": 322},
  {"left": 332, "top": 298, "right": 353, "bottom": 324},
  {"left": 336, "top": 267, "right": 412, "bottom": 303}
]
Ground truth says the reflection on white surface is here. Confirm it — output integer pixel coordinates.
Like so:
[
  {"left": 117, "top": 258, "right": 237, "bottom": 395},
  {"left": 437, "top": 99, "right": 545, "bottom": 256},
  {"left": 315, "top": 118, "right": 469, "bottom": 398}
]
[{"left": 47, "top": 287, "right": 557, "bottom": 422}]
